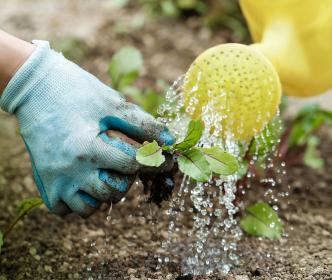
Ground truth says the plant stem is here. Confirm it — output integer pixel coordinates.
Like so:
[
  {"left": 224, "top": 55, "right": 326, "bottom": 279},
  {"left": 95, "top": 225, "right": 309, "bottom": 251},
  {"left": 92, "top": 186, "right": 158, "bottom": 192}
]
[{"left": 4, "top": 203, "right": 42, "bottom": 239}]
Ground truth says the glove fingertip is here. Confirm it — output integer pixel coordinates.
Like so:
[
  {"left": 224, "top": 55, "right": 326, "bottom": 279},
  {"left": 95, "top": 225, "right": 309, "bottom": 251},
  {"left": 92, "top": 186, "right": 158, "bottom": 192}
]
[
  {"left": 158, "top": 127, "right": 175, "bottom": 146},
  {"left": 77, "top": 190, "right": 100, "bottom": 209}
]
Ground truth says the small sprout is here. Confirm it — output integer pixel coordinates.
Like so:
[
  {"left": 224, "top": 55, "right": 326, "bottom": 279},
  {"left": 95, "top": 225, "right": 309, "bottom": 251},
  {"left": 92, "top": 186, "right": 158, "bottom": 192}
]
[
  {"left": 240, "top": 202, "right": 283, "bottom": 239},
  {"left": 303, "top": 136, "right": 324, "bottom": 169},
  {"left": 136, "top": 140, "right": 165, "bottom": 167},
  {"left": 289, "top": 103, "right": 332, "bottom": 147},
  {"left": 1, "top": 197, "right": 44, "bottom": 254},
  {"left": 108, "top": 46, "right": 165, "bottom": 117},
  {"left": 136, "top": 119, "right": 239, "bottom": 183},
  {"left": 16, "top": 197, "right": 44, "bottom": 218},
  {"left": 108, "top": 46, "right": 143, "bottom": 90}
]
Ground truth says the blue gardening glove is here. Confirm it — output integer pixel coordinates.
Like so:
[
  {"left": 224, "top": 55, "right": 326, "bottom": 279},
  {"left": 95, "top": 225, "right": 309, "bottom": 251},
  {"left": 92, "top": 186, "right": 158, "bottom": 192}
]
[{"left": 0, "top": 41, "right": 174, "bottom": 217}]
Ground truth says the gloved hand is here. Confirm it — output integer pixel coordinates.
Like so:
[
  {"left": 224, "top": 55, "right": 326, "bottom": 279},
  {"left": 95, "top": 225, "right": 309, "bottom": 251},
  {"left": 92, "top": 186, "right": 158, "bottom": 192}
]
[{"left": 0, "top": 41, "right": 174, "bottom": 217}]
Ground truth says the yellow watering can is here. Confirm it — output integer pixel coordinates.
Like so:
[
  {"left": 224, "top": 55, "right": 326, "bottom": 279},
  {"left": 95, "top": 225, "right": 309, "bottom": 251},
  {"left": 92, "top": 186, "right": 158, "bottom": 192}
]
[
  {"left": 182, "top": 0, "right": 332, "bottom": 140},
  {"left": 240, "top": 0, "right": 332, "bottom": 97}
]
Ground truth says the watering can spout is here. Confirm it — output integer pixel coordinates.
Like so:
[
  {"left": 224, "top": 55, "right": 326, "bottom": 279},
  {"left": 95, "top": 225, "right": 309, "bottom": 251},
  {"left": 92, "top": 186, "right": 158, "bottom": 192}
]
[
  {"left": 240, "top": 0, "right": 332, "bottom": 97},
  {"left": 250, "top": 19, "right": 310, "bottom": 97}
]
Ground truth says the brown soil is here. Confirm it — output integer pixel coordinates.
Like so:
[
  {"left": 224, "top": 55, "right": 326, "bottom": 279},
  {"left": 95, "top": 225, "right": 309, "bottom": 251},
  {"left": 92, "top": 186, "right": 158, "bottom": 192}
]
[{"left": 0, "top": 1, "right": 331, "bottom": 279}]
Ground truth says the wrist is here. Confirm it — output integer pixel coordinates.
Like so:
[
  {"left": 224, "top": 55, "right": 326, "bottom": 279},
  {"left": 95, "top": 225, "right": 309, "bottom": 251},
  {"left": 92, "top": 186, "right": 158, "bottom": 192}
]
[{"left": 0, "top": 31, "right": 36, "bottom": 95}]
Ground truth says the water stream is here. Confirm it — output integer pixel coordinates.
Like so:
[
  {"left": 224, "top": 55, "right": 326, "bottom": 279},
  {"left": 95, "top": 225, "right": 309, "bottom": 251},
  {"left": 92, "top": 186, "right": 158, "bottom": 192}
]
[
  {"left": 86, "top": 67, "right": 288, "bottom": 278},
  {"left": 156, "top": 75, "right": 287, "bottom": 275}
]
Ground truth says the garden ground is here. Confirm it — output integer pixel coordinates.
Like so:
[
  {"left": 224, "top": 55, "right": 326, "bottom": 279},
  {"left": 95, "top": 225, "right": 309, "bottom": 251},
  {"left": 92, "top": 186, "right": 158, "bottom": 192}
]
[{"left": 0, "top": 1, "right": 331, "bottom": 279}]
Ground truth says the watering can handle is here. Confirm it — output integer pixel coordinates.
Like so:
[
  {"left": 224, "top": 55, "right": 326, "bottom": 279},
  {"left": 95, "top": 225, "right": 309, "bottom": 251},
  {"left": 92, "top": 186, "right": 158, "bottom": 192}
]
[{"left": 240, "top": 0, "right": 332, "bottom": 97}]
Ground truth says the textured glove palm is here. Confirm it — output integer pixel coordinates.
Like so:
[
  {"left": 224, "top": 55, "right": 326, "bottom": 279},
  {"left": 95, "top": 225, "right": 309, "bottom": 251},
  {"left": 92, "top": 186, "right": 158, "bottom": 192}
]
[{"left": 0, "top": 41, "right": 174, "bottom": 217}]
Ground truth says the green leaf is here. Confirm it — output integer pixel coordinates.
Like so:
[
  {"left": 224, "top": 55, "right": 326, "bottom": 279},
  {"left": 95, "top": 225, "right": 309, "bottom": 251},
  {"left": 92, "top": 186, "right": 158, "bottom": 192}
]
[
  {"left": 136, "top": 141, "right": 165, "bottom": 167},
  {"left": 201, "top": 147, "right": 239, "bottom": 176},
  {"left": 117, "top": 71, "right": 140, "bottom": 90},
  {"left": 321, "top": 110, "right": 332, "bottom": 126},
  {"left": 174, "top": 119, "right": 204, "bottom": 151},
  {"left": 289, "top": 114, "right": 325, "bottom": 147},
  {"left": 17, "top": 197, "right": 44, "bottom": 217},
  {"left": 303, "top": 136, "right": 324, "bottom": 169},
  {"left": 161, "top": 0, "right": 180, "bottom": 18},
  {"left": 240, "top": 202, "right": 283, "bottom": 239},
  {"left": 289, "top": 103, "right": 332, "bottom": 147},
  {"left": 108, "top": 47, "right": 143, "bottom": 90},
  {"left": 3, "top": 197, "right": 44, "bottom": 240},
  {"left": 178, "top": 148, "right": 211, "bottom": 182},
  {"left": 296, "top": 103, "right": 320, "bottom": 118},
  {"left": 0, "top": 230, "right": 3, "bottom": 254}
]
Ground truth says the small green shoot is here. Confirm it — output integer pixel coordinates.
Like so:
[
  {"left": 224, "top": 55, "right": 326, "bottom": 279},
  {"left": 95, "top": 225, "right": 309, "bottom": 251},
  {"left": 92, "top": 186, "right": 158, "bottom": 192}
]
[
  {"left": 4, "top": 197, "right": 43, "bottom": 240},
  {"left": 0, "top": 197, "right": 43, "bottom": 255},
  {"left": 136, "top": 119, "right": 239, "bottom": 182},
  {"left": 16, "top": 197, "right": 44, "bottom": 219},
  {"left": 289, "top": 103, "right": 332, "bottom": 147},
  {"left": 286, "top": 103, "right": 332, "bottom": 169},
  {"left": 240, "top": 202, "right": 283, "bottom": 239},
  {"left": 303, "top": 136, "right": 324, "bottom": 169},
  {"left": 108, "top": 46, "right": 165, "bottom": 117},
  {"left": 109, "top": 46, "right": 143, "bottom": 90}
]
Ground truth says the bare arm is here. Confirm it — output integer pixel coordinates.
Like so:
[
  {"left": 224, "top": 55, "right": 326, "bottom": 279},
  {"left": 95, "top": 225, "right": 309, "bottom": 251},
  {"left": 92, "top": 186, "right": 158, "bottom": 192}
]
[{"left": 0, "top": 30, "right": 36, "bottom": 95}]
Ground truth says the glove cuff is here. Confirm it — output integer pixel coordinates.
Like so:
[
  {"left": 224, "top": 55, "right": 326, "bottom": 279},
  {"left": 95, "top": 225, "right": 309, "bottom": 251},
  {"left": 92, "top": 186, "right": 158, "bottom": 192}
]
[{"left": 0, "top": 40, "right": 57, "bottom": 113}]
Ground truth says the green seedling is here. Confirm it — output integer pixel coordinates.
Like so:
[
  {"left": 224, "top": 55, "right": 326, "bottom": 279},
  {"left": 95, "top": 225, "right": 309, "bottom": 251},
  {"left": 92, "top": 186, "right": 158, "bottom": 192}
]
[
  {"left": 246, "top": 102, "right": 332, "bottom": 175},
  {"left": 240, "top": 202, "right": 283, "bottom": 239},
  {"left": 279, "top": 103, "right": 332, "bottom": 169},
  {"left": 303, "top": 135, "right": 324, "bottom": 170},
  {"left": 237, "top": 102, "right": 332, "bottom": 239},
  {"left": 0, "top": 197, "right": 43, "bottom": 255},
  {"left": 136, "top": 119, "right": 240, "bottom": 182},
  {"left": 109, "top": 46, "right": 165, "bottom": 117},
  {"left": 109, "top": 46, "right": 143, "bottom": 91}
]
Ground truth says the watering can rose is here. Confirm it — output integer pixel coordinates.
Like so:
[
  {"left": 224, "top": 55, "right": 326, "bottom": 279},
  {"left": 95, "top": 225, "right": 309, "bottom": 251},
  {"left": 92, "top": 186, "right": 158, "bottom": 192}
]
[{"left": 182, "top": 43, "right": 281, "bottom": 141}]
